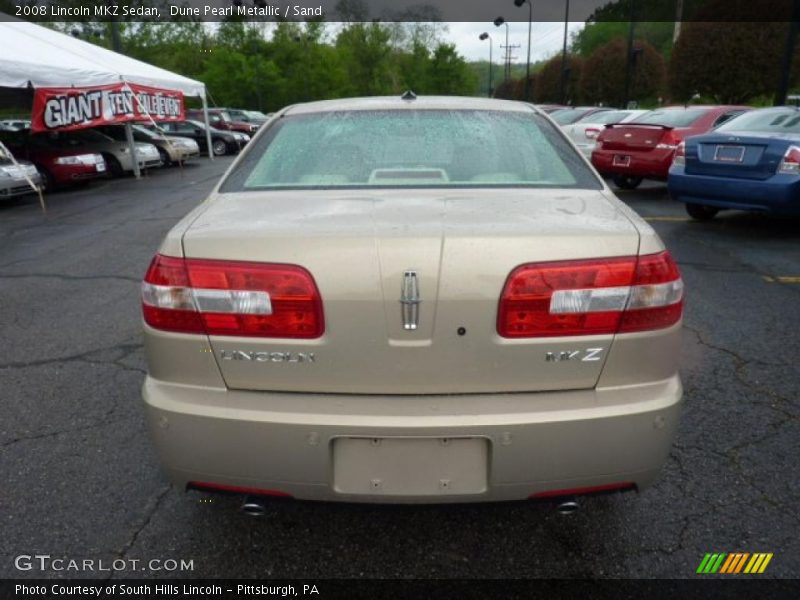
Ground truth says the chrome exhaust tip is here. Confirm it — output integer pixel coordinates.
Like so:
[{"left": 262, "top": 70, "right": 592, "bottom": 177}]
[
  {"left": 556, "top": 499, "right": 580, "bottom": 515},
  {"left": 240, "top": 495, "right": 267, "bottom": 517}
]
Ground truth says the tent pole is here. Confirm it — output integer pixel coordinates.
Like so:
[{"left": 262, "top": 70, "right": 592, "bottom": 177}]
[
  {"left": 124, "top": 122, "right": 141, "bottom": 179},
  {"left": 202, "top": 92, "right": 214, "bottom": 161}
]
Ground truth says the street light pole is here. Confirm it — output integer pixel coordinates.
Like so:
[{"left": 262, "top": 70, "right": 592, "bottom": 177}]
[
  {"left": 479, "top": 33, "right": 494, "bottom": 98},
  {"left": 559, "top": 0, "right": 570, "bottom": 105},
  {"left": 515, "top": 0, "right": 534, "bottom": 102}
]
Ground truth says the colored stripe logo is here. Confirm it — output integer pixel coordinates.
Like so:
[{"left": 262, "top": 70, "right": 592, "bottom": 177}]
[{"left": 697, "top": 553, "right": 773, "bottom": 574}]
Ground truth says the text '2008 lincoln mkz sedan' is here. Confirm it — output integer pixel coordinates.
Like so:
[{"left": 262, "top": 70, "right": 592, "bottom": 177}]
[{"left": 141, "top": 95, "right": 683, "bottom": 507}]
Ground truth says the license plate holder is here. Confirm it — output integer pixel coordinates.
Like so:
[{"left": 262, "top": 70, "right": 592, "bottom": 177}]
[
  {"left": 333, "top": 437, "right": 488, "bottom": 496},
  {"left": 714, "top": 145, "right": 745, "bottom": 163},
  {"left": 613, "top": 154, "right": 631, "bottom": 167}
]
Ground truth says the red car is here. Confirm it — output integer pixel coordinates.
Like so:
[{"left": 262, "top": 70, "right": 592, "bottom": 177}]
[
  {"left": 591, "top": 105, "right": 750, "bottom": 189},
  {"left": 186, "top": 109, "right": 258, "bottom": 136},
  {"left": 0, "top": 130, "right": 106, "bottom": 188}
]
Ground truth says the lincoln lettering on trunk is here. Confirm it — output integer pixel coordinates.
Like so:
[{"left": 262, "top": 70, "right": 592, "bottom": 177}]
[{"left": 219, "top": 350, "right": 315, "bottom": 363}]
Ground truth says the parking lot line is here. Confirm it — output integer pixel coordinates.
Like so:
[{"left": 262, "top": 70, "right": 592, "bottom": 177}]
[{"left": 762, "top": 276, "right": 800, "bottom": 283}]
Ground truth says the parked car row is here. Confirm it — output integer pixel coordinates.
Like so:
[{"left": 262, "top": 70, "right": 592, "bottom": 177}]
[
  {"left": 557, "top": 103, "right": 800, "bottom": 220},
  {"left": 148, "top": 119, "right": 248, "bottom": 157},
  {"left": 0, "top": 105, "right": 269, "bottom": 198}
]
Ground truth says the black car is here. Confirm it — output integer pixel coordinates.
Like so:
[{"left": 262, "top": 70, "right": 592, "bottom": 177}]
[{"left": 148, "top": 120, "right": 243, "bottom": 156}]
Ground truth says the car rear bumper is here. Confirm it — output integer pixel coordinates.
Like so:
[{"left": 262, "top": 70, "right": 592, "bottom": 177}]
[
  {"left": 592, "top": 148, "right": 674, "bottom": 180},
  {"left": 143, "top": 374, "right": 682, "bottom": 503},
  {"left": 668, "top": 169, "right": 800, "bottom": 215},
  {"left": 51, "top": 163, "right": 105, "bottom": 184}
]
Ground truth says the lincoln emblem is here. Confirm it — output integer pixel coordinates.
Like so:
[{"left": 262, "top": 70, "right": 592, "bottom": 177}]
[{"left": 400, "top": 270, "right": 421, "bottom": 330}]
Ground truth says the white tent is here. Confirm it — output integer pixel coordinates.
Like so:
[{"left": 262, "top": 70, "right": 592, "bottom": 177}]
[
  {"left": 0, "top": 20, "right": 206, "bottom": 95},
  {"left": 0, "top": 16, "right": 214, "bottom": 173}
]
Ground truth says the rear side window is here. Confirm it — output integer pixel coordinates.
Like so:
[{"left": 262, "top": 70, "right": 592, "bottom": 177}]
[
  {"left": 715, "top": 109, "right": 800, "bottom": 134},
  {"left": 632, "top": 108, "right": 708, "bottom": 128},
  {"left": 551, "top": 108, "right": 598, "bottom": 124},
  {"left": 220, "top": 110, "right": 602, "bottom": 191}
]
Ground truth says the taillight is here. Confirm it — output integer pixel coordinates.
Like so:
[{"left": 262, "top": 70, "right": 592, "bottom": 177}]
[
  {"left": 656, "top": 130, "right": 682, "bottom": 150},
  {"left": 497, "top": 251, "right": 683, "bottom": 338},
  {"left": 142, "top": 254, "right": 324, "bottom": 338},
  {"left": 672, "top": 141, "right": 686, "bottom": 166},
  {"left": 777, "top": 145, "right": 800, "bottom": 174},
  {"left": 585, "top": 127, "right": 601, "bottom": 140}
]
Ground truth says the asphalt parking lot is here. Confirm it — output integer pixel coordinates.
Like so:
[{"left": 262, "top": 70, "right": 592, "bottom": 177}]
[{"left": 1, "top": 162, "right": 798, "bottom": 579}]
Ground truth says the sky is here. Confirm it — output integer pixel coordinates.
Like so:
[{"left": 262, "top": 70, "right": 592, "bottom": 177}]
[{"left": 445, "top": 22, "right": 586, "bottom": 63}]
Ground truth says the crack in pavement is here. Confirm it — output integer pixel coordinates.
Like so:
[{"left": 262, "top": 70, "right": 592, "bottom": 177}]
[
  {"left": 683, "top": 235, "right": 800, "bottom": 297},
  {"left": 1, "top": 414, "right": 136, "bottom": 448},
  {"left": 682, "top": 325, "right": 799, "bottom": 507},
  {"left": 0, "top": 272, "right": 141, "bottom": 283},
  {"left": 0, "top": 342, "right": 144, "bottom": 372},
  {"left": 111, "top": 484, "right": 173, "bottom": 575}
]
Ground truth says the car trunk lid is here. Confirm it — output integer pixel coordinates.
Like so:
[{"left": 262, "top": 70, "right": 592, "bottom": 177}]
[
  {"left": 600, "top": 124, "right": 677, "bottom": 152},
  {"left": 685, "top": 133, "right": 797, "bottom": 180},
  {"left": 181, "top": 189, "right": 641, "bottom": 395}
]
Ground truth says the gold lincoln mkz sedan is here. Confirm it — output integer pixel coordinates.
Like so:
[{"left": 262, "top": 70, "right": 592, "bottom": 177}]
[{"left": 141, "top": 95, "right": 683, "bottom": 512}]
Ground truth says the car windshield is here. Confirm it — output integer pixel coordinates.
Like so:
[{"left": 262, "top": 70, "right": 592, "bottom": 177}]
[
  {"left": 715, "top": 109, "right": 800, "bottom": 134},
  {"left": 551, "top": 108, "right": 599, "bottom": 124},
  {"left": 631, "top": 108, "right": 708, "bottom": 127},
  {"left": 221, "top": 109, "right": 601, "bottom": 191},
  {"left": 576, "top": 110, "right": 631, "bottom": 125},
  {"left": 73, "top": 130, "right": 113, "bottom": 143},
  {"left": 246, "top": 110, "right": 268, "bottom": 119},
  {"left": 132, "top": 125, "right": 159, "bottom": 138}
]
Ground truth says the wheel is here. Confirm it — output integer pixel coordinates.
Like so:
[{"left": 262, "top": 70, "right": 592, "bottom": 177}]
[
  {"left": 211, "top": 139, "right": 228, "bottom": 156},
  {"left": 685, "top": 203, "right": 719, "bottom": 221},
  {"left": 157, "top": 147, "right": 171, "bottom": 167},
  {"left": 611, "top": 175, "right": 643, "bottom": 190},
  {"left": 103, "top": 154, "right": 123, "bottom": 177},
  {"left": 38, "top": 167, "right": 55, "bottom": 191}
]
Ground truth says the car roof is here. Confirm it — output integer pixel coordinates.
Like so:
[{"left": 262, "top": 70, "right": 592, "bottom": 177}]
[{"left": 283, "top": 95, "right": 538, "bottom": 116}]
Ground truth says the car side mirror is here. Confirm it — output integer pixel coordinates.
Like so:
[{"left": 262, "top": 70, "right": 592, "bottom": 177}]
[{"left": 194, "top": 128, "right": 204, "bottom": 135}]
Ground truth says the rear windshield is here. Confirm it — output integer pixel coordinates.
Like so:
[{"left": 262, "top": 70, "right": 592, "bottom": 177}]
[
  {"left": 631, "top": 108, "right": 708, "bottom": 128},
  {"left": 575, "top": 110, "right": 631, "bottom": 125},
  {"left": 715, "top": 109, "right": 800, "bottom": 134},
  {"left": 551, "top": 108, "right": 599, "bottom": 124},
  {"left": 220, "top": 110, "right": 601, "bottom": 191}
]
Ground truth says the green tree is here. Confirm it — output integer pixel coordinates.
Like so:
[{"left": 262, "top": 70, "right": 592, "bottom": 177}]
[
  {"left": 669, "top": 17, "right": 795, "bottom": 103},
  {"left": 534, "top": 55, "right": 583, "bottom": 104},
  {"left": 335, "top": 22, "right": 394, "bottom": 96},
  {"left": 579, "top": 38, "right": 665, "bottom": 107},
  {"left": 426, "top": 44, "right": 477, "bottom": 95}
]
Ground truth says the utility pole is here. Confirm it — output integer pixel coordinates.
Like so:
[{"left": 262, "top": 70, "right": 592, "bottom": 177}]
[
  {"left": 623, "top": 0, "right": 637, "bottom": 109},
  {"left": 501, "top": 42, "right": 521, "bottom": 81},
  {"left": 775, "top": 0, "right": 800, "bottom": 105}
]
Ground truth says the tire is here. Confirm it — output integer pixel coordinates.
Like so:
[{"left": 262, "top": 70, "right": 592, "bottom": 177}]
[
  {"left": 104, "top": 154, "right": 123, "bottom": 177},
  {"left": 685, "top": 203, "right": 719, "bottom": 221},
  {"left": 157, "top": 147, "right": 171, "bottom": 167},
  {"left": 611, "top": 175, "right": 643, "bottom": 190},
  {"left": 211, "top": 139, "right": 228, "bottom": 156},
  {"left": 38, "top": 167, "right": 55, "bottom": 191}
]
